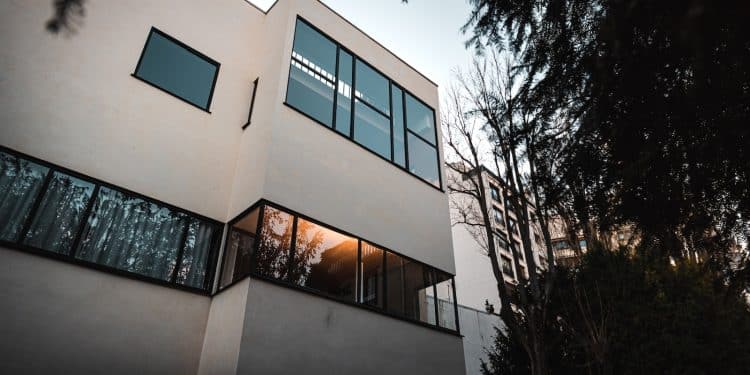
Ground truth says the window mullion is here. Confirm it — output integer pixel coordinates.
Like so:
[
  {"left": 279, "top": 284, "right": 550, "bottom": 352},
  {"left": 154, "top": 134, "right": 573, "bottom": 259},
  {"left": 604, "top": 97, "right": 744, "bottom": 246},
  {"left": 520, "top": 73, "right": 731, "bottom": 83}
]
[
  {"left": 67, "top": 184, "right": 101, "bottom": 259},
  {"left": 332, "top": 46, "right": 340, "bottom": 130},
  {"left": 349, "top": 58, "right": 357, "bottom": 139}
]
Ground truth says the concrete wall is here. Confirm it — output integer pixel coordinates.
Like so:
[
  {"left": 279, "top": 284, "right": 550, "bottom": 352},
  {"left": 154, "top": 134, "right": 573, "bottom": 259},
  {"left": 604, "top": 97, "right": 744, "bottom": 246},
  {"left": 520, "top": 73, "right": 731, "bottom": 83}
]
[
  {"left": 236, "top": 280, "right": 466, "bottom": 375},
  {"left": 452, "top": 222, "right": 502, "bottom": 312},
  {"left": 0, "top": 247, "right": 211, "bottom": 375},
  {"left": 458, "top": 305, "right": 503, "bottom": 375}
]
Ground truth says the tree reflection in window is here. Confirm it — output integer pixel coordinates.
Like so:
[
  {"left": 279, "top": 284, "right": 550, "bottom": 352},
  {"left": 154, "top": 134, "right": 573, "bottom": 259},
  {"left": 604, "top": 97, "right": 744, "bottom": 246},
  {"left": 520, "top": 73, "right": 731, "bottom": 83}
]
[
  {"left": 289, "top": 218, "right": 357, "bottom": 301},
  {"left": 254, "top": 206, "right": 294, "bottom": 280},
  {"left": 220, "top": 207, "right": 259, "bottom": 289},
  {"left": 0, "top": 151, "right": 49, "bottom": 242}
]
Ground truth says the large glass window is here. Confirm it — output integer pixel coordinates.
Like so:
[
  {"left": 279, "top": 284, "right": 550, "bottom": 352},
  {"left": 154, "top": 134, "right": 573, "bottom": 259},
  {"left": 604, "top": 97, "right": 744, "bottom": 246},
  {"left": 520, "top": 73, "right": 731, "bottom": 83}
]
[
  {"left": 219, "top": 206, "right": 260, "bottom": 289},
  {"left": 0, "top": 152, "right": 49, "bottom": 242},
  {"left": 360, "top": 242, "right": 385, "bottom": 308},
  {"left": 287, "top": 19, "right": 337, "bottom": 126},
  {"left": 284, "top": 18, "right": 441, "bottom": 189},
  {"left": 0, "top": 149, "right": 221, "bottom": 291},
  {"left": 133, "top": 28, "right": 219, "bottom": 111},
  {"left": 289, "top": 218, "right": 358, "bottom": 301},
  {"left": 217, "top": 201, "right": 459, "bottom": 332}
]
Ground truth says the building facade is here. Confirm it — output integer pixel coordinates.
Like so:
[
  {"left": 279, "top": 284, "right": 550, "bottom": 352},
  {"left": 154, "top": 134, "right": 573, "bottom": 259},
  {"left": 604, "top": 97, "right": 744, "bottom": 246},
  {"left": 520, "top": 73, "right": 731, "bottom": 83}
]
[{"left": 0, "top": 0, "right": 465, "bottom": 374}]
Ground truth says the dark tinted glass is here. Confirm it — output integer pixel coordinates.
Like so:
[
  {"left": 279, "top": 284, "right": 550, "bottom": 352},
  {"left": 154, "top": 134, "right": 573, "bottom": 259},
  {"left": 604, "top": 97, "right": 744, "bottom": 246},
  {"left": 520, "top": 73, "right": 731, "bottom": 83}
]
[
  {"left": 354, "top": 100, "right": 391, "bottom": 159},
  {"left": 405, "top": 93, "right": 436, "bottom": 145},
  {"left": 135, "top": 30, "right": 218, "bottom": 110},
  {"left": 335, "top": 50, "right": 353, "bottom": 136},
  {"left": 391, "top": 86, "right": 406, "bottom": 167},
  {"left": 355, "top": 61, "right": 390, "bottom": 115},
  {"left": 220, "top": 207, "right": 260, "bottom": 289},
  {"left": 385, "top": 252, "right": 434, "bottom": 323},
  {"left": 254, "top": 206, "right": 294, "bottom": 279},
  {"left": 23, "top": 172, "right": 95, "bottom": 255},
  {"left": 176, "top": 218, "right": 219, "bottom": 288},
  {"left": 74, "top": 187, "right": 188, "bottom": 281},
  {"left": 287, "top": 20, "right": 337, "bottom": 126},
  {"left": 360, "top": 242, "right": 385, "bottom": 308},
  {"left": 0, "top": 152, "right": 49, "bottom": 242},
  {"left": 407, "top": 133, "right": 439, "bottom": 186},
  {"left": 289, "top": 218, "right": 358, "bottom": 301}
]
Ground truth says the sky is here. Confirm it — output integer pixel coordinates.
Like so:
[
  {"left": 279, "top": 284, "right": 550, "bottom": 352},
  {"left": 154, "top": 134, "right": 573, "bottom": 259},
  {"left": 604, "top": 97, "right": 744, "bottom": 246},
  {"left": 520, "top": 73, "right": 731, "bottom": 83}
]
[{"left": 248, "top": 0, "right": 477, "bottom": 96}]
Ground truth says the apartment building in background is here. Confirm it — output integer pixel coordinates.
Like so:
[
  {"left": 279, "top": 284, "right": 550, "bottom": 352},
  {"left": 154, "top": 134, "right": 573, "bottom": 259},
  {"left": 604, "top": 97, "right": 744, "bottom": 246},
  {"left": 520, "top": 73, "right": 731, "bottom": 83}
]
[{"left": 0, "top": 1, "right": 466, "bottom": 374}]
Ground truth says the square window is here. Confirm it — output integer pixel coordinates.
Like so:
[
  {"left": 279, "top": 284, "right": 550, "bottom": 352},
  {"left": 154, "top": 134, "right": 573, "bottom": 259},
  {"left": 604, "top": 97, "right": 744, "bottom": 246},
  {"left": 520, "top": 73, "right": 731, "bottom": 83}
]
[{"left": 134, "top": 28, "right": 220, "bottom": 111}]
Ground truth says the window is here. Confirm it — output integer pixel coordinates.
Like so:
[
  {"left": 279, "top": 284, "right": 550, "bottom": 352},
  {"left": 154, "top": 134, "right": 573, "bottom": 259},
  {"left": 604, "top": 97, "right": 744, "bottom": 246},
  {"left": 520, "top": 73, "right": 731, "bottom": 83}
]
[
  {"left": 218, "top": 200, "right": 459, "bottom": 333},
  {"left": 579, "top": 239, "right": 588, "bottom": 249},
  {"left": 133, "top": 28, "right": 219, "bottom": 111},
  {"left": 500, "top": 255, "right": 514, "bottom": 276},
  {"left": 553, "top": 240, "right": 570, "bottom": 250},
  {"left": 496, "top": 236, "right": 509, "bottom": 253},
  {"left": 508, "top": 218, "right": 518, "bottom": 234},
  {"left": 0, "top": 148, "right": 221, "bottom": 292},
  {"left": 490, "top": 185, "right": 500, "bottom": 202},
  {"left": 284, "top": 18, "right": 441, "bottom": 189},
  {"left": 289, "top": 218, "right": 358, "bottom": 301},
  {"left": 493, "top": 207, "right": 504, "bottom": 226}
]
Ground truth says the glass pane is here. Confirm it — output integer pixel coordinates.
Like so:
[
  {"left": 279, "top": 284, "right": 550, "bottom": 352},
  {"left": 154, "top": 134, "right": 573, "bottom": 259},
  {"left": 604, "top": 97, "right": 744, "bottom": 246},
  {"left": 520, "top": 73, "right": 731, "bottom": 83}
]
[
  {"left": 176, "top": 218, "right": 219, "bottom": 289},
  {"left": 288, "top": 61, "right": 335, "bottom": 126},
  {"left": 335, "top": 50, "right": 353, "bottom": 136},
  {"left": 220, "top": 207, "right": 260, "bottom": 289},
  {"left": 287, "top": 20, "right": 337, "bottom": 127},
  {"left": 407, "top": 132, "right": 439, "bottom": 186},
  {"left": 405, "top": 93, "right": 436, "bottom": 145},
  {"left": 385, "top": 252, "right": 434, "bottom": 323},
  {"left": 435, "top": 272, "right": 457, "bottom": 330},
  {"left": 254, "top": 206, "right": 294, "bottom": 280},
  {"left": 74, "top": 187, "right": 188, "bottom": 281},
  {"left": 135, "top": 31, "right": 217, "bottom": 109},
  {"left": 0, "top": 152, "right": 49, "bottom": 242},
  {"left": 289, "top": 218, "right": 358, "bottom": 301},
  {"left": 360, "top": 242, "right": 385, "bottom": 308},
  {"left": 354, "top": 100, "right": 391, "bottom": 159},
  {"left": 355, "top": 61, "right": 390, "bottom": 115},
  {"left": 292, "top": 20, "right": 337, "bottom": 75},
  {"left": 23, "top": 172, "right": 95, "bottom": 255},
  {"left": 391, "top": 86, "right": 406, "bottom": 167}
]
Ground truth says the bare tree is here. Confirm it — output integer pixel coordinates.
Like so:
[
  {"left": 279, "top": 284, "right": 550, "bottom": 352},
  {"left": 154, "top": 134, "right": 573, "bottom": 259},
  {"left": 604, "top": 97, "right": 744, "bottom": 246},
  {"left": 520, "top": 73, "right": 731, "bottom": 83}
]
[{"left": 444, "top": 51, "right": 575, "bottom": 375}]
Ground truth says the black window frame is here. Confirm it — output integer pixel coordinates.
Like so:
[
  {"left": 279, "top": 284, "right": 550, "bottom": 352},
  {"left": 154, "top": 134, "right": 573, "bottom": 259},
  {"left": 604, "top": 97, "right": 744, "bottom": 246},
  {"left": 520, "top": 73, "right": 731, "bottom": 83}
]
[
  {"left": 132, "top": 27, "right": 221, "bottom": 113},
  {"left": 284, "top": 16, "right": 443, "bottom": 191},
  {"left": 0, "top": 145, "right": 223, "bottom": 295},
  {"left": 216, "top": 198, "right": 460, "bottom": 335}
]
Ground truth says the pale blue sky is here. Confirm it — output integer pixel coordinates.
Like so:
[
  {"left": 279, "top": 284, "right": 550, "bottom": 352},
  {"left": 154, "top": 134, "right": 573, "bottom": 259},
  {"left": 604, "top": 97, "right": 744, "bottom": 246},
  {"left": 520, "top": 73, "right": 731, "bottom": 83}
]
[{"left": 249, "top": 0, "right": 476, "bottom": 94}]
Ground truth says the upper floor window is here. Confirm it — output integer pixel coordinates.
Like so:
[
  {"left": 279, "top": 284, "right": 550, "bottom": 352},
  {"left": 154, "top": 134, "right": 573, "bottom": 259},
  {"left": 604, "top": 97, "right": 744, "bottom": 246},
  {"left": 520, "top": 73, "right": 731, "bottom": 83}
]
[
  {"left": 285, "top": 18, "right": 441, "bottom": 189},
  {"left": 133, "top": 27, "right": 220, "bottom": 111},
  {"left": 493, "top": 207, "right": 504, "bottom": 226},
  {"left": 490, "top": 185, "right": 500, "bottom": 202}
]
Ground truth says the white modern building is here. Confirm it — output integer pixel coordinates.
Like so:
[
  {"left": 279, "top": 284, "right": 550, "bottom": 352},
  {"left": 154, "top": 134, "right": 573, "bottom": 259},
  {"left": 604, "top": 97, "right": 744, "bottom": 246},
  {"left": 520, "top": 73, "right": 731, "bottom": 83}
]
[{"left": 0, "top": 0, "right": 466, "bottom": 374}]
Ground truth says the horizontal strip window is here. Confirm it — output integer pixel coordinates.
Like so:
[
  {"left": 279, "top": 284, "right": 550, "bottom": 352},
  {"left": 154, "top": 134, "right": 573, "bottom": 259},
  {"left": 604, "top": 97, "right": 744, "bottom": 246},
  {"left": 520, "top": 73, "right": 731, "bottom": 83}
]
[
  {"left": 218, "top": 200, "right": 459, "bottom": 333},
  {"left": 133, "top": 27, "right": 220, "bottom": 112},
  {"left": 0, "top": 147, "right": 222, "bottom": 293},
  {"left": 284, "top": 17, "right": 442, "bottom": 189}
]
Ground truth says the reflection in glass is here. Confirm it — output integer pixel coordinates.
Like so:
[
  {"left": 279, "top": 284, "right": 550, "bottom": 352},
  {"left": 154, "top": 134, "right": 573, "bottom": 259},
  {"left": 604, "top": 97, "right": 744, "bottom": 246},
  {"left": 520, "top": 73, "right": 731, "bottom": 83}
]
[
  {"left": 335, "top": 50, "right": 353, "bottom": 136},
  {"left": 435, "top": 272, "right": 457, "bottom": 330},
  {"left": 220, "top": 207, "right": 259, "bottom": 289},
  {"left": 23, "top": 172, "right": 95, "bottom": 255},
  {"left": 135, "top": 30, "right": 218, "bottom": 109},
  {"left": 289, "top": 218, "right": 358, "bottom": 301},
  {"left": 0, "top": 152, "right": 49, "bottom": 242},
  {"left": 75, "top": 187, "right": 187, "bottom": 280},
  {"left": 385, "top": 252, "right": 434, "bottom": 324},
  {"left": 405, "top": 93, "right": 436, "bottom": 145},
  {"left": 360, "top": 242, "right": 385, "bottom": 308},
  {"left": 407, "top": 132, "right": 439, "bottom": 186},
  {"left": 355, "top": 61, "right": 390, "bottom": 115},
  {"left": 354, "top": 99, "right": 391, "bottom": 160},
  {"left": 287, "top": 19, "right": 337, "bottom": 126},
  {"left": 391, "top": 86, "right": 406, "bottom": 167},
  {"left": 176, "top": 218, "right": 219, "bottom": 289},
  {"left": 254, "top": 206, "right": 294, "bottom": 279}
]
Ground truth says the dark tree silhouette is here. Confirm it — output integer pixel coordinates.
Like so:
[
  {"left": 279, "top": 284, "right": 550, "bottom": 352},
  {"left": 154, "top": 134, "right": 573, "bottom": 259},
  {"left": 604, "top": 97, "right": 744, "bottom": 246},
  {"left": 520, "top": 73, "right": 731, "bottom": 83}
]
[{"left": 46, "top": 0, "right": 85, "bottom": 34}]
